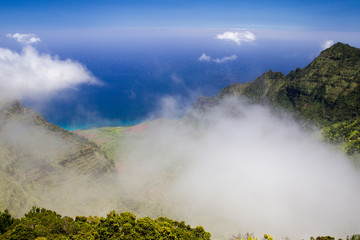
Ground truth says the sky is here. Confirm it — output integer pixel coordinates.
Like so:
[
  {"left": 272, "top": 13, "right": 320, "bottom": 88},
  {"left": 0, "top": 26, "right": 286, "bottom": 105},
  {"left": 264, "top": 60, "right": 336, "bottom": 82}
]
[
  {"left": 0, "top": 0, "right": 360, "bottom": 128},
  {"left": 0, "top": 0, "right": 360, "bottom": 31}
]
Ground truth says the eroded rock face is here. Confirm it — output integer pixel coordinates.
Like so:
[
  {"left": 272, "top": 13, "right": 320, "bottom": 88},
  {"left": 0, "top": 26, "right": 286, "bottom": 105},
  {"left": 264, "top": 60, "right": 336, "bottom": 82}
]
[{"left": 0, "top": 100, "right": 115, "bottom": 216}]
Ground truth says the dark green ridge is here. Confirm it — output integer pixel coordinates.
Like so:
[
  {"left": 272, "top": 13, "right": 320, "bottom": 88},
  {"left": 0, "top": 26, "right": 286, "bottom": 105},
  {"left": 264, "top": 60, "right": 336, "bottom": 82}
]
[{"left": 193, "top": 42, "right": 360, "bottom": 154}]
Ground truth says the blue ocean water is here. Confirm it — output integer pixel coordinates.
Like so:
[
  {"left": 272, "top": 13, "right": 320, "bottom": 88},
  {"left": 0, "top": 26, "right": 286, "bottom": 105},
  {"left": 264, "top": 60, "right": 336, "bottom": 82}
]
[{"left": 21, "top": 30, "right": 324, "bottom": 130}]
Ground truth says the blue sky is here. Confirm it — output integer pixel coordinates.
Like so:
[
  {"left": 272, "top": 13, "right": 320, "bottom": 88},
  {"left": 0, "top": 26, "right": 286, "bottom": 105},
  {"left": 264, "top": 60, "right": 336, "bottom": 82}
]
[{"left": 1, "top": 0, "right": 360, "bottom": 31}]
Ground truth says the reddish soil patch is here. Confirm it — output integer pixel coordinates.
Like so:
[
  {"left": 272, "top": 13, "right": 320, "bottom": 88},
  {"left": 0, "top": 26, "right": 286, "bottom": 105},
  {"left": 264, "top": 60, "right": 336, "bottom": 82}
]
[{"left": 126, "top": 123, "right": 148, "bottom": 133}]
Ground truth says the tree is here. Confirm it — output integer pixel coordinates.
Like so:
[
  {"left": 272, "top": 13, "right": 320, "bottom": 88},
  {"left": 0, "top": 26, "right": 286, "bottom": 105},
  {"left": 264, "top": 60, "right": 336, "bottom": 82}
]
[{"left": 0, "top": 210, "right": 15, "bottom": 234}]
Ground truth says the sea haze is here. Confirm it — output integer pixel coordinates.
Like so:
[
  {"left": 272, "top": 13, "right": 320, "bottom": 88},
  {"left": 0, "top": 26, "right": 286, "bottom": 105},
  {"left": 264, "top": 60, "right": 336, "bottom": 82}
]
[{"left": 18, "top": 29, "right": 346, "bottom": 129}]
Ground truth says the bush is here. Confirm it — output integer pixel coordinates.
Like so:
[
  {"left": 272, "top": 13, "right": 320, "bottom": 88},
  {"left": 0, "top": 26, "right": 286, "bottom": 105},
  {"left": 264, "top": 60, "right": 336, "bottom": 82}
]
[
  {"left": 0, "top": 207, "right": 210, "bottom": 240},
  {"left": 0, "top": 210, "right": 15, "bottom": 234}
]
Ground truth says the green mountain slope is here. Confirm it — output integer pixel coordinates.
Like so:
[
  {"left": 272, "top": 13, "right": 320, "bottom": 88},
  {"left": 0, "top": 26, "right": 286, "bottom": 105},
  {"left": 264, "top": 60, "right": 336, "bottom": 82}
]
[
  {"left": 0, "top": 101, "right": 115, "bottom": 216},
  {"left": 194, "top": 42, "right": 360, "bottom": 154}
]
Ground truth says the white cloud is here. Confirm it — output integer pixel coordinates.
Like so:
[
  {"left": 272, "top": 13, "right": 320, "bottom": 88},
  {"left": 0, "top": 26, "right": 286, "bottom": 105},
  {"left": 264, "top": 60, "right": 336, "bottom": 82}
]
[
  {"left": 0, "top": 45, "right": 100, "bottom": 101},
  {"left": 321, "top": 40, "right": 335, "bottom": 50},
  {"left": 198, "top": 53, "right": 211, "bottom": 62},
  {"left": 6, "top": 33, "right": 41, "bottom": 44},
  {"left": 216, "top": 31, "right": 256, "bottom": 45},
  {"left": 198, "top": 53, "right": 237, "bottom": 63},
  {"left": 212, "top": 54, "right": 237, "bottom": 63}
]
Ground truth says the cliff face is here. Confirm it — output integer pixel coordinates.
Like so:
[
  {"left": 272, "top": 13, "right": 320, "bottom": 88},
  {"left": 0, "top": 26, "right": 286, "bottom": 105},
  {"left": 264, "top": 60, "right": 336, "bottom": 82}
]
[
  {"left": 194, "top": 43, "right": 360, "bottom": 124},
  {"left": 193, "top": 43, "right": 360, "bottom": 155},
  {"left": 279, "top": 42, "right": 360, "bottom": 123},
  {"left": 0, "top": 100, "right": 115, "bottom": 215}
]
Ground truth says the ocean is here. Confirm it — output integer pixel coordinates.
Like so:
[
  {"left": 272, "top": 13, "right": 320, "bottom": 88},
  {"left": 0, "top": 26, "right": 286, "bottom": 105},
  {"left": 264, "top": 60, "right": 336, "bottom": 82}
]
[{"left": 19, "top": 29, "right": 336, "bottom": 130}]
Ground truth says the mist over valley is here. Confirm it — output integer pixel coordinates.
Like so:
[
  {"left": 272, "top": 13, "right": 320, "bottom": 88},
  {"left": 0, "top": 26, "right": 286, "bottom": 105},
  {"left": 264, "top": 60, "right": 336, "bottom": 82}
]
[{"left": 1, "top": 1, "right": 360, "bottom": 238}]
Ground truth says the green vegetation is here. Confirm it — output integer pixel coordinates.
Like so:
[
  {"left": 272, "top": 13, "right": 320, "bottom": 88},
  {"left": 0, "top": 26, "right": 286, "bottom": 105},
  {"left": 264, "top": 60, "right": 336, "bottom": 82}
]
[
  {"left": 194, "top": 42, "right": 360, "bottom": 155},
  {"left": 311, "top": 237, "right": 334, "bottom": 240},
  {"left": 74, "top": 127, "right": 127, "bottom": 160},
  {"left": 0, "top": 210, "right": 14, "bottom": 234},
  {"left": 2, "top": 209, "right": 359, "bottom": 240},
  {"left": 347, "top": 235, "right": 360, "bottom": 240},
  {"left": 0, "top": 101, "right": 116, "bottom": 217},
  {"left": 322, "top": 118, "right": 360, "bottom": 155},
  {"left": 0, "top": 207, "right": 211, "bottom": 240}
]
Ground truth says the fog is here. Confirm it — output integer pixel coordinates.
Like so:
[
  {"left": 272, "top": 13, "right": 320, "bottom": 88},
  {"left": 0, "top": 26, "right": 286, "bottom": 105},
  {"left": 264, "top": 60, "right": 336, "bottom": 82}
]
[
  {"left": 0, "top": 108, "right": 119, "bottom": 218},
  {"left": 114, "top": 97, "right": 360, "bottom": 239},
  {"left": 1, "top": 95, "right": 360, "bottom": 239}
]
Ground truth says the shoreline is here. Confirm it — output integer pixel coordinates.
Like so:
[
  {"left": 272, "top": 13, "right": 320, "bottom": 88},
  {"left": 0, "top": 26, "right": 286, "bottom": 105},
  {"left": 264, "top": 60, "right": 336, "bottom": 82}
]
[{"left": 61, "top": 119, "right": 143, "bottom": 131}]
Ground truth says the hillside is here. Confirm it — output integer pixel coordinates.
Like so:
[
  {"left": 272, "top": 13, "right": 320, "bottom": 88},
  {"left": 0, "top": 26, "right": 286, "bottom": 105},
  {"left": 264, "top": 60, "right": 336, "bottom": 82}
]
[
  {"left": 193, "top": 42, "right": 360, "bottom": 154},
  {"left": 0, "top": 101, "right": 115, "bottom": 216}
]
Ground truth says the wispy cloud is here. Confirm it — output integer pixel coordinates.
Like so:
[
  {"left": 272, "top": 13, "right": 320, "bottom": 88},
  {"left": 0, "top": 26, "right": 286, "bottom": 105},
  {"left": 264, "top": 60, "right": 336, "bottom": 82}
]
[
  {"left": 212, "top": 54, "right": 237, "bottom": 63},
  {"left": 6, "top": 33, "right": 41, "bottom": 44},
  {"left": 198, "top": 53, "right": 237, "bottom": 63},
  {"left": 0, "top": 45, "right": 100, "bottom": 101},
  {"left": 321, "top": 40, "right": 334, "bottom": 50},
  {"left": 171, "top": 73, "right": 184, "bottom": 85},
  {"left": 216, "top": 31, "right": 256, "bottom": 45},
  {"left": 198, "top": 53, "right": 211, "bottom": 62}
]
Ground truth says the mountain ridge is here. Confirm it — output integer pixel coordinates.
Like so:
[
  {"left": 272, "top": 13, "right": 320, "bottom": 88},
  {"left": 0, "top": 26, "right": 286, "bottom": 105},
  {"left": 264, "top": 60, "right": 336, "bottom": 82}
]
[
  {"left": 194, "top": 42, "right": 360, "bottom": 122},
  {"left": 0, "top": 100, "right": 116, "bottom": 215},
  {"left": 193, "top": 42, "right": 360, "bottom": 154}
]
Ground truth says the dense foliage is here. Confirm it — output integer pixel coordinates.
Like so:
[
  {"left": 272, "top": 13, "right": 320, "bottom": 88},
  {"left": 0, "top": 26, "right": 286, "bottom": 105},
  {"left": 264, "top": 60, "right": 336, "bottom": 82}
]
[
  {"left": 322, "top": 118, "right": 360, "bottom": 155},
  {"left": 0, "top": 207, "right": 211, "bottom": 240},
  {"left": 0, "top": 211, "right": 14, "bottom": 235},
  {"left": 2, "top": 208, "right": 360, "bottom": 240}
]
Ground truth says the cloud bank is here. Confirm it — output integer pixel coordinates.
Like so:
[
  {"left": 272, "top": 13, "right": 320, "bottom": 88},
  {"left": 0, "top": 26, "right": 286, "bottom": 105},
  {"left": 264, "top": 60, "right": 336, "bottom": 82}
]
[
  {"left": 321, "top": 40, "right": 334, "bottom": 50},
  {"left": 0, "top": 45, "right": 100, "bottom": 101},
  {"left": 216, "top": 31, "right": 256, "bottom": 45},
  {"left": 6, "top": 33, "right": 41, "bottom": 44},
  {"left": 198, "top": 53, "right": 237, "bottom": 63},
  {"left": 116, "top": 97, "right": 360, "bottom": 239},
  {"left": 2, "top": 94, "right": 359, "bottom": 239}
]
